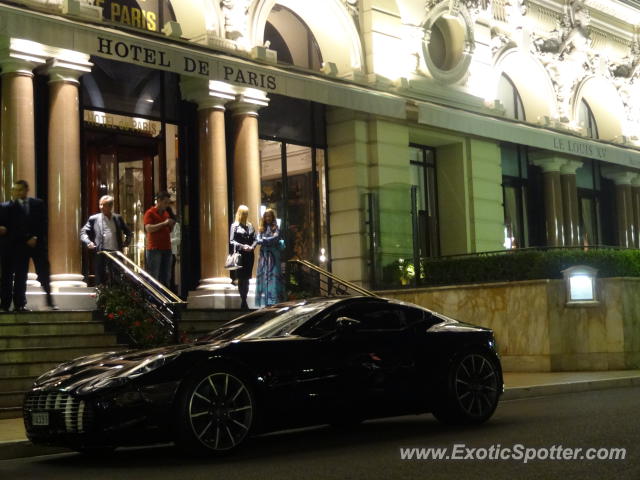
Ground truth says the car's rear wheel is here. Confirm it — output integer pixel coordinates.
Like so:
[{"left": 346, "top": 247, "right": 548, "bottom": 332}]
[
  {"left": 433, "top": 351, "right": 500, "bottom": 425},
  {"left": 175, "top": 369, "right": 255, "bottom": 455}
]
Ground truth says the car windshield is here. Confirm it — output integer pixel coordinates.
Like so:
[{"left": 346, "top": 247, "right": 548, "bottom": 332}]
[{"left": 201, "top": 300, "right": 338, "bottom": 341}]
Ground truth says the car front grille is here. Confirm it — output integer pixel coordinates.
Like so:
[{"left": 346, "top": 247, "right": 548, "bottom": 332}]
[{"left": 24, "top": 392, "right": 92, "bottom": 433}]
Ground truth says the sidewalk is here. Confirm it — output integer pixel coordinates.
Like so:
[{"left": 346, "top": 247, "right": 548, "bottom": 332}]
[{"left": 2, "top": 369, "right": 640, "bottom": 460}]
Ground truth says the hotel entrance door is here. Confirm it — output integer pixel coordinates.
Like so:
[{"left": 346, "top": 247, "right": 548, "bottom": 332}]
[{"left": 85, "top": 135, "right": 158, "bottom": 281}]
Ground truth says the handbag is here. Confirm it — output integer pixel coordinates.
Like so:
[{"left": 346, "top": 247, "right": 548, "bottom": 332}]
[
  {"left": 225, "top": 251, "right": 243, "bottom": 270},
  {"left": 225, "top": 237, "right": 243, "bottom": 270}
]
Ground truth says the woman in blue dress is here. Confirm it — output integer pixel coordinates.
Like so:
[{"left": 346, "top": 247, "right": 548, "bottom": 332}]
[{"left": 255, "top": 209, "right": 284, "bottom": 307}]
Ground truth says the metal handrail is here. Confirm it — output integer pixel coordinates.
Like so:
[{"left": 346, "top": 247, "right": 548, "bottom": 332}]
[
  {"left": 289, "top": 259, "right": 379, "bottom": 297},
  {"left": 98, "top": 251, "right": 186, "bottom": 344},
  {"left": 100, "top": 251, "right": 186, "bottom": 306}
]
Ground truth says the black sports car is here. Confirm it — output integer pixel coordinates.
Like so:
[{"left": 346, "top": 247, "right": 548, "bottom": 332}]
[{"left": 24, "top": 296, "right": 503, "bottom": 454}]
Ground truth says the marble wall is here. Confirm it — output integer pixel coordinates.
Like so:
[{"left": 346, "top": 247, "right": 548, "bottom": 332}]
[{"left": 381, "top": 278, "right": 640, "bottom": 372}]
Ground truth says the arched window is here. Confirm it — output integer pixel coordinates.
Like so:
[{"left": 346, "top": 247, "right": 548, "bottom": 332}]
[
  {"left": 578, "top": 99, "right": 598, "bottom": 139},
  {"left": 497, "top": 73, "right": 525, "bottom": 121},
  {"left": 264, "top": 5, "right": 323, "bottom": 71}
]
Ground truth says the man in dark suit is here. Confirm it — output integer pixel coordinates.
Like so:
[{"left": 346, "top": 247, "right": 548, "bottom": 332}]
[
  {"left": 80, "top": 195, "right": 132, "bottom": 285},
  {"left": 0, "top": 179, "right": 55, "bottom": 312}
]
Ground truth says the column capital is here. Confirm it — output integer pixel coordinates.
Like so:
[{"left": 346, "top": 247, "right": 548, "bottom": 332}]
[
  {"left": 531, "top": 157, "right": 566, "bottom": 173},
  {"left": 560, "top": 159, "right": 583, "bottom": 175},
  {"left": 0, "top": 38, "right": 48, "bottom": 75},
  {"left": 180, "top": 77, "right": 235, "bottom": 110},
  {"left": 0, "top": 58, "right": 38, "bottom": 76},
  {"left": 228, "top": 91, "right": 270, "bottom": 117},
  {"left": 602, "top": 167, "right": 637, "bottom": 186},
  {"left": 45, "top": 56, "right": 92, "bottom": 84},
  {"left": 631, "top": 174, "right": 640, "bottom": 188}
]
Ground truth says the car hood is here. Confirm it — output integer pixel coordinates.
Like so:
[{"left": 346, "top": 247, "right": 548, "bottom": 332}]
[
  {"left": 428, "top": 314, "right": 494, "bottom": 334},
  {"left": 31, "top": 340, "right": 230, "bottom": 394}
]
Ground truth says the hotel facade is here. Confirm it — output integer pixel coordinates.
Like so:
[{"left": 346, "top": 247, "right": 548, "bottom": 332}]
[{"left": 1, "top": 0, "right": 640, "bottom": 297}]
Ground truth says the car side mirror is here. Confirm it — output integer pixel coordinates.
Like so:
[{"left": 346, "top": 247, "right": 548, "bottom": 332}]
[{"left": 335, "top": 316, "right": 361, "bottom": 335}]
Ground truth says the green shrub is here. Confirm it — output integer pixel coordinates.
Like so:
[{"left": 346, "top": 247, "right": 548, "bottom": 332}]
[{"left": 412, "top": 248, "right": 640, "bottom": 287}]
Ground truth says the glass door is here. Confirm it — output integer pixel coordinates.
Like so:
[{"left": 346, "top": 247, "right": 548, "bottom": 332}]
[
  {"left": 85, "top": 136, "right": 157, "bottom": 283},
  {"left": 116, "top": 146, "right": 155, "bottom": 265}
]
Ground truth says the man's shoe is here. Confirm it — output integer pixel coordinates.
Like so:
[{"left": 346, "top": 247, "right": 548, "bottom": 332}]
[
  {"left": 14, "top": 306, "right": 31, "bottom": 313},
  {"left": 49, "top": 304, "right": 60, "bottom": 311}
]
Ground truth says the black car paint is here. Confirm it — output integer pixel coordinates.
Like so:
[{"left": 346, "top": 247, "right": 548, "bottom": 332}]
[{"left": 23, "top": 297, "right": 502, "bottom": 449}]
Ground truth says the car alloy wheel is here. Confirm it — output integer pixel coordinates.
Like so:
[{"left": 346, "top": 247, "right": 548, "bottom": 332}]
[
  {"left": 453, "top": 353, "right": 499, "bottom": 419},
  {"left": 186, "top": 372, "right": 254, "bottom": 452}
]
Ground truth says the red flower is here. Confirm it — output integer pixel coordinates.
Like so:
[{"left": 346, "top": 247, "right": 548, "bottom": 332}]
[
  {"left": 118, "top": 310, "right": 124, "bottom": 315},
  {"left": 134, "top": 321, "right": 141, "bottom": 327},
  {"left": 107, "top": 313, "right": 115, "bottom": 320}
]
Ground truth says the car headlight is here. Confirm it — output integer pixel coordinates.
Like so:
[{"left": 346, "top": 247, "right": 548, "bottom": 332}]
[
  {"left": 78, "top": 352, "right": 181, "bottom": 394},
  {"left": 122, "top": 352, "right": 181, "bottom": 379}
]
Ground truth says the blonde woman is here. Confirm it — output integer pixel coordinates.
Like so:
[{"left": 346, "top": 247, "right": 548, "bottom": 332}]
[
  {"left": 229, "top": 205, "right": 256, "bottom": 309},
  {"left": 255, "top": 208, "right": 284, "bottom": 307}
]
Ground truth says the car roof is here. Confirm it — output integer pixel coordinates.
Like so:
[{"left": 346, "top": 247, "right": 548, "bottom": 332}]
[{"left": 281, "top": 296, "right": 434, "bottom": 313}]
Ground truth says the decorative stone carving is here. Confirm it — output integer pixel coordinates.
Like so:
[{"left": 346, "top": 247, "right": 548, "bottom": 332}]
[
  {"left": 557, "top": 0, "right": 590, "bottom": 58},
  {"left": 529, "top": 0, "right": 595, "bottom": 123},
  {"left": 425, "top": 0, "right": 442, "bottom": 12},
  {"left": 518, "top": 0, "right": 527, "bottom": 15},
  {"left": 343, "top": 0, "right": 359, "bottom": 21},
  {"left": 490, "top": 25, "right": 516, "bottom": 56},
  {"left": 221, "top": 0, "right": 251, "bottom": 45},
  {"left": 609, "top": 31, "right": 640, "bottom": 81}
]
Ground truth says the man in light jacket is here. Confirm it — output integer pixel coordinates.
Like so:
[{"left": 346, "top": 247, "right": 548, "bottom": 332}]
[{"left": 80, "top": 195, "right": 132, "bottom": 285}]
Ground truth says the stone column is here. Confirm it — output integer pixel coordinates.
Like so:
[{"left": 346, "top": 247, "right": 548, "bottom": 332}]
[
  {"left": 560, "top": 160, "right": 583, "bottom": 246},
  {"left": 198, "top": 96, "right": 233, "bottom": 283},
  {"left": 0, "top": 57, "right": 42, "bottom": 200},
  {"left": 45, "top": 57, "right": 92, "bottom": 287},
  {"left": 632, "top": 176, "right": 640, "bottom": 249},
  {"left": 531, "top": 156, "right": 567, "bottom": 247},
  {"left": 229, "top": 93, "right": 269, "bottom": 229},
  {"left": 602, "top": 169, "right": 636, "bottom": 248}
]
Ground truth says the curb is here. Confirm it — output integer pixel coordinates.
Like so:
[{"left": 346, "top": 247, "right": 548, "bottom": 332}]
[
  {"left": 0, "top": 440, "right": 68, "bottom": 461},
  {"left": 501, "top": 375, "right": 640, "bottom": 401},
  {"left": 2, "top": 376, "right": 639, "bottom": 461}
]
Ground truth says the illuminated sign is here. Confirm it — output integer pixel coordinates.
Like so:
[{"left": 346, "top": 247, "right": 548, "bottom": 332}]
[
  {"left": 84, "top": 110, "right": 161, "bottom": 137},
  {"left": 94, "top": 0, "right": 174, "bottom": 33}
]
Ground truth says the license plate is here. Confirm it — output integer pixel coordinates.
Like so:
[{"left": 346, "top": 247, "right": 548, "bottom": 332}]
[{"left": 31, "top": 412, "right": 49, "bottom": 426}]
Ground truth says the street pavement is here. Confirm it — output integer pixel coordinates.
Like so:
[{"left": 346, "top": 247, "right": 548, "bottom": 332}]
[
  {"left": 1, "top": 369, "right": 639, "bottom": 461},
  {"left": 1, "top": 384, "right": 639, "bottom": 480}
]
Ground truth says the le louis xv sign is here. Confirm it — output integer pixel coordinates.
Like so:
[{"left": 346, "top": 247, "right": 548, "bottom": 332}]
[{"left": 96, "top": 36, "right": 278, "bottom": 91}]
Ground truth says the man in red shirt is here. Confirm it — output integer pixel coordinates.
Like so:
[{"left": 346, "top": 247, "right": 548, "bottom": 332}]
[{"left": 144, "top": 191, "right": 175, "bottom": 287}]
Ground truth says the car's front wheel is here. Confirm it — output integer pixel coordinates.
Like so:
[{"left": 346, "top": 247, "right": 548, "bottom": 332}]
[
  {"left": 175, "top": 368, "right": 255, "bottom": 454},
  {"left": 433, "top": 351, "right": 500, "bottom": 425}
]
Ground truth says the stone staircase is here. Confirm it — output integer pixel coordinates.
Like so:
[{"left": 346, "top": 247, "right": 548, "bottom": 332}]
[
  {"left": 0, "top": 311, "right": 125, "bottom": 419},
  {"left": 0, "top": 308, "right": 248, "bottom": 419}
]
